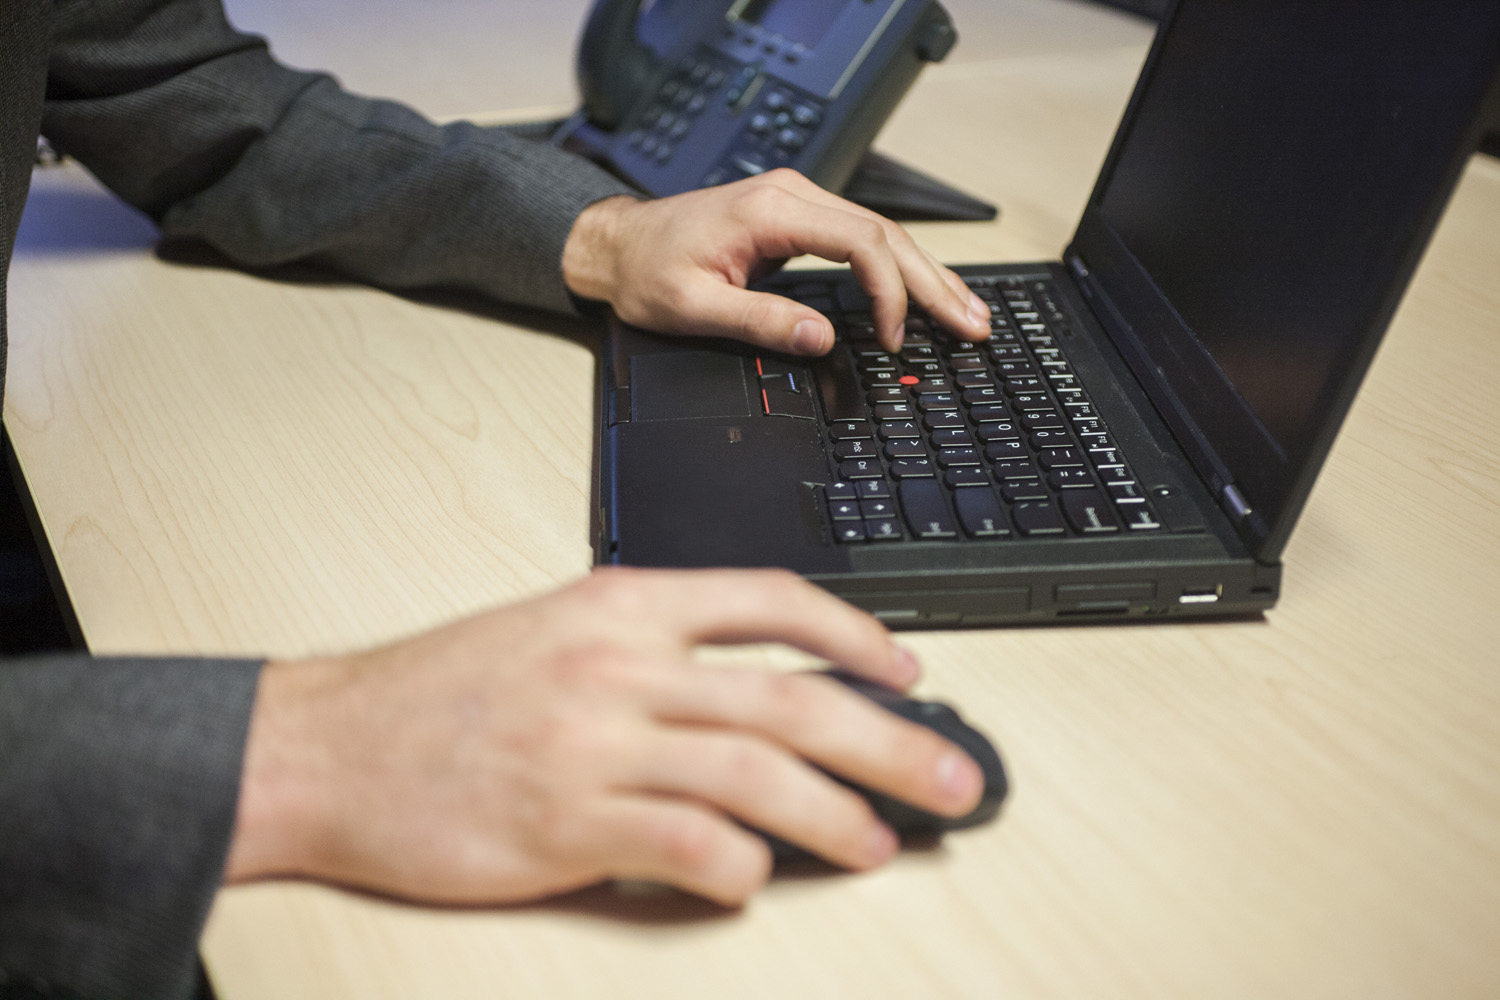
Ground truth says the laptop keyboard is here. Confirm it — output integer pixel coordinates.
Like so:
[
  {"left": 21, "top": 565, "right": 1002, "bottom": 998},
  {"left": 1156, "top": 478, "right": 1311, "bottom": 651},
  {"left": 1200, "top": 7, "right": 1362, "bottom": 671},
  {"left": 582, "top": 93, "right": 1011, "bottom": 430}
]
[{"left": 776, "top": 275, "right": 1165, "bottom": 543}]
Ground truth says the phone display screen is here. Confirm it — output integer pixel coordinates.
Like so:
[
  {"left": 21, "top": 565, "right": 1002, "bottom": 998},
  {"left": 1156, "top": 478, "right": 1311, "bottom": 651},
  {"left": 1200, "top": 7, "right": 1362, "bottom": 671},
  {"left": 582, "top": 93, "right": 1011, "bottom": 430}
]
[{"left": 731, "top": 0, "right": 848, "bottom": 49}]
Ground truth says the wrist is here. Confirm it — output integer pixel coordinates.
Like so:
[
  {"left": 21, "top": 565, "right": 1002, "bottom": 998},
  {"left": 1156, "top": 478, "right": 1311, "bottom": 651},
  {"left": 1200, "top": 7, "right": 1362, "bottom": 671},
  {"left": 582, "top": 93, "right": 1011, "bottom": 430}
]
[
  {"left": 224, "top": 655, "right": 351, "bottom": 884},
  {"left": 561, "top": 195, "right": 637, "bottom": 305}
]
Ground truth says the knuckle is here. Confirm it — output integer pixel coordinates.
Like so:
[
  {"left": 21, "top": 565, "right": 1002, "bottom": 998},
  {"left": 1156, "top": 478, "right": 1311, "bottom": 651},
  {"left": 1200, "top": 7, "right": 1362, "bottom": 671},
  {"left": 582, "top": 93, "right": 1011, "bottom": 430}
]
[
  {"left": 658, "top": 811, "right": 724, "bottom": 873},
  {"left": 761, "top": 672, "right": 821, "bottom": 737}
]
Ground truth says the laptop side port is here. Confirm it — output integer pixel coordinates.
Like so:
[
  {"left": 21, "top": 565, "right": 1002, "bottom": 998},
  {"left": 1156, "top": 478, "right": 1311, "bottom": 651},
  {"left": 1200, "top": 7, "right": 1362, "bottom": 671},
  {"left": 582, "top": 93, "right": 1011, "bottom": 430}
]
[{"left": 1178, "top": 584, "right": 1223, "bottom": 605}]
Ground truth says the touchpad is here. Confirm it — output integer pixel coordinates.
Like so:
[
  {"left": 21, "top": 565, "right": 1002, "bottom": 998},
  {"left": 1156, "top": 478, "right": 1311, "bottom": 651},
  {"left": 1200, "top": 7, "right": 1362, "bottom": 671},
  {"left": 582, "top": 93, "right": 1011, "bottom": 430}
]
[{"left": 630, "top": 351, "right": 753, "bottom": 421}]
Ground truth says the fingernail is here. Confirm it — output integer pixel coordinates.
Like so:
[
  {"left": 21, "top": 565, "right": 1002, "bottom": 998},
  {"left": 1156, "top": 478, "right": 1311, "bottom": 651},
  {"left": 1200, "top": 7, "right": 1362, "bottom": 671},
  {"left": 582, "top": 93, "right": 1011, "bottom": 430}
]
[
  {"left": 793, "top": 318, "right": 829, "bottom": 354},
  {"left": 937, "top": 750, "right": 981, "bottom": 805},
  {"left": 892, "top": 645, "right": 923, "bottom": 687}
]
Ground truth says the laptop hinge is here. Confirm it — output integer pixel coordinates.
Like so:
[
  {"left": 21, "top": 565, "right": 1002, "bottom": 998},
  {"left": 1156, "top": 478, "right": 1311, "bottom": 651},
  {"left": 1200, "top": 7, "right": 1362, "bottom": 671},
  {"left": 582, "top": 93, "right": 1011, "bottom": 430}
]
[{"left": 1064, "top": 252, "right": 1267, "bottom": 544}]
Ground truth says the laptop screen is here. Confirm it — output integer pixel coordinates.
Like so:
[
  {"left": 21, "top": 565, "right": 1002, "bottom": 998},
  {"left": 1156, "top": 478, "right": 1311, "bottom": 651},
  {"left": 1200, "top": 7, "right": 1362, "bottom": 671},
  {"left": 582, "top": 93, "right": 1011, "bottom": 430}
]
[{"left": 1076, "top": 0, "right": 1500, "bottom": 557}]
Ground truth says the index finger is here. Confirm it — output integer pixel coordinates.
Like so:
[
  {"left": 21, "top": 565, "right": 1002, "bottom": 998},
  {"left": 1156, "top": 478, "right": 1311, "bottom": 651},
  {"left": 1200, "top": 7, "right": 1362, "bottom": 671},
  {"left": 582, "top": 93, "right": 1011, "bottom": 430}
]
[{"left": 589, "top": 567, "right": 920, "bottom": 690}]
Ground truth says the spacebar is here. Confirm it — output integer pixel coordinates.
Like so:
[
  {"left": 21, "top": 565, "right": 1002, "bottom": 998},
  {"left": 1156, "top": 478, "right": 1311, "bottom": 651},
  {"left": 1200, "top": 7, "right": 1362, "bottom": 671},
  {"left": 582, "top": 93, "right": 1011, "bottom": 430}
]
[{"left": 814, "top": 348, "right": 865, "bottom": 421}]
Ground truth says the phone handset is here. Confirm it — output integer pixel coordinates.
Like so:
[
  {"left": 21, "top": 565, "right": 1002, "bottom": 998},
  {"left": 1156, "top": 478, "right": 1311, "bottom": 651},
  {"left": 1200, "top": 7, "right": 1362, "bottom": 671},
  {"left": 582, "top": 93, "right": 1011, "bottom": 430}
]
[{"left": 576, "top": 0, "right": 660, "bottom": 131}]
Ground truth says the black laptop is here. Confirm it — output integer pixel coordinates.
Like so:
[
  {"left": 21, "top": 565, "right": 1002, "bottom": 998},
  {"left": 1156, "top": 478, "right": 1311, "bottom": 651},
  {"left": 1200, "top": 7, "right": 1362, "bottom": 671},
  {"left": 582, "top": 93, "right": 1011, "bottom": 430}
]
[{"left": 594, "top": 0, "right": 1500, "bottom": 627}]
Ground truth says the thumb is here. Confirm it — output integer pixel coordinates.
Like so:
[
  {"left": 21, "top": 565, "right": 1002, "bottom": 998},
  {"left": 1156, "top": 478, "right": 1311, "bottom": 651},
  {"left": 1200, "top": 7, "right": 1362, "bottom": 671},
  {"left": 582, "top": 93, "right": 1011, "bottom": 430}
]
[{"left": 667, "top": 279, "right": 837, "bottom": 356}]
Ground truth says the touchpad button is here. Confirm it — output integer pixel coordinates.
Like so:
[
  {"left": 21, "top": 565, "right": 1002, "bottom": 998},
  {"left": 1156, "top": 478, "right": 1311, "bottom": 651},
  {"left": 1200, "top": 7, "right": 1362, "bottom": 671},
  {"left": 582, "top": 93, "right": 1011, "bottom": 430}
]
[{"left": 631, "top": 352, "right": 753, "bottom": 421}]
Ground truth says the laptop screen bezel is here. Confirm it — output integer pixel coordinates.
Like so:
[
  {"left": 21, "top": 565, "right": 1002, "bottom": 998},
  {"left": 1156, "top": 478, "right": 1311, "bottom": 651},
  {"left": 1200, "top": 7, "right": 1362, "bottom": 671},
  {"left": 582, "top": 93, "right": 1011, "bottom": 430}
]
[{"left": 1065, "top": 0, "right": 1500, "bottom": 562}]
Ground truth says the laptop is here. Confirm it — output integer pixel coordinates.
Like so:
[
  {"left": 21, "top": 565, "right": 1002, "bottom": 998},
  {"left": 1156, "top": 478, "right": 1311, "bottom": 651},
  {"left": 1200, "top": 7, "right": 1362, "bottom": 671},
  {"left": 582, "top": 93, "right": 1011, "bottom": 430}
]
[{"left": 593, "top": 0, "right": 1500, "bottom": 627}]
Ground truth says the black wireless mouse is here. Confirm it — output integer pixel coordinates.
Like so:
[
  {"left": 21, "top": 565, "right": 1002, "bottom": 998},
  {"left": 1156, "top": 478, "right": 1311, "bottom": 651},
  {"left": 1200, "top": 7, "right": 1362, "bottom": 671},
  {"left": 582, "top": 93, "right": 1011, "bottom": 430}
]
[{"left": 764, "top": 670, "right": 1008, "bottom": 864}]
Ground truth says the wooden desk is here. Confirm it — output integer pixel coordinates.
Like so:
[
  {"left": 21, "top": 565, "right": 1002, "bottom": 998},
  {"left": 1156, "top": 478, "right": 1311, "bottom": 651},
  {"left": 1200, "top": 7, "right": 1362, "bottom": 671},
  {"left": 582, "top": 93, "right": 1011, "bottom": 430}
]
[{"left": 8, "top": 1, "right": 1500, "bottom": 997}]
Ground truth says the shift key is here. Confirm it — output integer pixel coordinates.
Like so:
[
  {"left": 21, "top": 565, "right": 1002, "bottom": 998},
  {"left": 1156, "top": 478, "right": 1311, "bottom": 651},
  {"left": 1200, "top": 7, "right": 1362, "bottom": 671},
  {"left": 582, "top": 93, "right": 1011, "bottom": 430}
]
[{"left": 898, "top": 480, "right": 958, "bottom": 539}]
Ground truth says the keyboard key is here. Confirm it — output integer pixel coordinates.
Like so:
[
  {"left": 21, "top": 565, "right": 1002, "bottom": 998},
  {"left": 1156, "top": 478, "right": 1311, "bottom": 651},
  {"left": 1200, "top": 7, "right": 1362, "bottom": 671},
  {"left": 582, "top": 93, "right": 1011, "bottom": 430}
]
[
  {"left": 890, "top": 458, "right": 936, "bottom": 478},
  {"left": 867, "top": 518, "right": 903, "bottom": 541},
  {"left": 1089, "top": 447, "right": 1123, "bottom": 467},
  {"left": 937, "top": 447, "right": 981, "bottom": 468},
  {"left": 1001, "top": 479, "right": 1050, "bottom": 502},
  {"left": 950, "top": 356, "right": 987, "bottom": 372},
  {"left": 962, "top": 386, "right": 1003, "bottom": 405},
  {"left": 1049, "top": 468, "right": 1095, "bottom": 489},
  {"left": 1098, "top": 465, "right": 1135, "bottom": 485},
  {"left": 1011, "top": 393, "right": 1054, "bottom": 411},
  {"left": 1011, "top": 501, "right": 1066, "bottom": 535},
  {"left": 992, "top": 458, "right": 1038, "bottom": 480},
  {"left": 1061, "top": 490, "right": 1121, "bottom": 533},
  {"left": 858, "top": 479, "right": 892, "bottom": 500},
  {"left": 956, "top": 372, "right": 998, "bottom": 389},
  {"left": 878, "top": 420, "right": 921, "bottom": 440},
  {"left": 1005, "top": 376, "right": 1045, "bottom": 394},
  {"left": 1038, "top": 447, "right": 1084, "bottom": 469},
  {"left": 1108, "top": 481, "right": 1147, "bottom": 503},
  {"left": 992, "top": 360, "right": 1036, "bottom": 378},
  {"left": 954, "top": 488, "right": 1011, "bottom": 537},
  {"left": 874, "top": 403, "right": 915, "bottom": 420},
  {"left": 861, "top": 498, "right": 897, "bottom": 519},
  {"left": 834, "top": 438, "right": 879, "bottom": 460},
  {"left": 1120, "top": 505, "right": 1163, "bottom": 531},
  {"left": 975, "top": 421, "right": 1021, "bottom": 441},
  {"left": 899, "top": 480, "right": 958, "bottom": 539},
  {"left": 840, "top": 458, "right": 884, "bottom": 479},
  {"left": 884, "top": 439, "right": 927, "bottom": 460},
  {"left": 1030, "top": 428, "right": 1073, "bottom": 449},
  {"left": 944, "top": 467, "right": 990, "bottom": 489},
  {"left": 969, "top": 404, "right": 1011, "bottom": 423},
  {"left": 829, "top": 420, "right": 872, "bottom": 440},
  {"left": 827, "top": 481, "right": 857, "bottom": 500},
  {"left": 910, "top": 377, "right": 951, "bottom": 393},
  {"left": 917, "top": 393, "right": 959, "bottom": 411},
  {"left": 924, "top": 411, "right": 966, "bottom": 431},
  {"left": 834, "top": 522, "right": 868, "bottom": 543},
  {"left": 985, "top": 439, "right": 1027, "bottom": 462},
  {"left": 1021, "top": 410, "right": 1066, "bottom": 430},
  {"left": 828, "top": 499, "right": 862, "bottom": 521},
  {"left": 930, "top": 429, "right": 974, "bottom": 448},
  {"left": 868, "top": 386, "right": 906, "bottom": 404}
]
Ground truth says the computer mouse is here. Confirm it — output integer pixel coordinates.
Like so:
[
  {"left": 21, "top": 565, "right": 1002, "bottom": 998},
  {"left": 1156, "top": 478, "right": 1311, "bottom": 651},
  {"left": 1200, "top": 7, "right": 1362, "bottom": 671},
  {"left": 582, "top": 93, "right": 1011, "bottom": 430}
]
[{"left": 763, "top": 670, "right": 1008, "bottom": 864}]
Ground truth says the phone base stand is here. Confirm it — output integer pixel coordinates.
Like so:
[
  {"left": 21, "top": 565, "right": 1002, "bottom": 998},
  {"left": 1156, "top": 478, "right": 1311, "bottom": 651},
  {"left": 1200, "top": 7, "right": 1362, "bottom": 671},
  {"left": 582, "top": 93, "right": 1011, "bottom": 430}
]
[
  {"left": 531, "top": 115, "right": 997, "bottom": 223},
  {"left": 840, "top": 150, "right": 998, "bottom": 223}
]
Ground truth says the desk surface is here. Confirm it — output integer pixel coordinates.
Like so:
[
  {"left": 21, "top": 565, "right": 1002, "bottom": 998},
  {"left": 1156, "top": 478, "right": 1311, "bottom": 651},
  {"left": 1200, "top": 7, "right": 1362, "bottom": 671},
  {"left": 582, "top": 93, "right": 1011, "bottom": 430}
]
[{"left": 8, "top": 1, "right": 1500, "bottom": 997}]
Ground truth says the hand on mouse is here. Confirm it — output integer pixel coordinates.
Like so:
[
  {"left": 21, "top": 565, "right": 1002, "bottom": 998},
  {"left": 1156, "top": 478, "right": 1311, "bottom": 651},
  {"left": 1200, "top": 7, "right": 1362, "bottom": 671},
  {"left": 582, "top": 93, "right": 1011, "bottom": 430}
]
[
  {"left": 561, "top": 168, "right": 993, "bottom": 356},
  {"left": 224, "top": 567, "right": 985, "bottom": 907}
]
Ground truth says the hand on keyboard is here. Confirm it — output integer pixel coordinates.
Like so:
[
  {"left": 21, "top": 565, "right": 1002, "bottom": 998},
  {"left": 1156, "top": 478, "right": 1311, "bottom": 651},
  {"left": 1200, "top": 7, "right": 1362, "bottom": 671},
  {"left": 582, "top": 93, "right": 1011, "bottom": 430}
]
[{"left": 561, "top": 168, "right": 991, "bottom": 356}]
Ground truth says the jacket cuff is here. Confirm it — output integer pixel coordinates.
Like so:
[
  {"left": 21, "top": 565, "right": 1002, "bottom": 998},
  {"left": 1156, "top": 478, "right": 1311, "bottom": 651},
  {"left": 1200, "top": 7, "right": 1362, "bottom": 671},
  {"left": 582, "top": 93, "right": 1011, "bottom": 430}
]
[{"left": 0, "top": 655, "right": 262, "bottom": 1000}]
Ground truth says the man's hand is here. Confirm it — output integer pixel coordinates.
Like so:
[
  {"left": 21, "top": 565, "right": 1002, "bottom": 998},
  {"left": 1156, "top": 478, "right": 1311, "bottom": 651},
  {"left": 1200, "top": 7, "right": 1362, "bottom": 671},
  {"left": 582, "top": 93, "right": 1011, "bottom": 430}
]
[
  {"left": 224, "top": 568, "right": 984, "bottom": 907},
  {"left": 561, "top": 169, "right": 992, "bottom": 356}
]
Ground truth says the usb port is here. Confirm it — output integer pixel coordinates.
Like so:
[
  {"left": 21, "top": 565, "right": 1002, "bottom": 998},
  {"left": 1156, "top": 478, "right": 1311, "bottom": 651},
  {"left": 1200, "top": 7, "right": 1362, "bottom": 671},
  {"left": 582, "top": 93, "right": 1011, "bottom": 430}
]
[{"left": 1179, "top": 585, "right": 1222, "bottom": 604}]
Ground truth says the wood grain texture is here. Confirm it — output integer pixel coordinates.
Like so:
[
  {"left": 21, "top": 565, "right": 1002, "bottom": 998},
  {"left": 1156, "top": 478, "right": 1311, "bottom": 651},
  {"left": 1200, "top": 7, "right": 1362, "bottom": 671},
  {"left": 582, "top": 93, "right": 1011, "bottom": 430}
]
[{"left": 7, "top": 2, "right": 1499, "bottom": 998}]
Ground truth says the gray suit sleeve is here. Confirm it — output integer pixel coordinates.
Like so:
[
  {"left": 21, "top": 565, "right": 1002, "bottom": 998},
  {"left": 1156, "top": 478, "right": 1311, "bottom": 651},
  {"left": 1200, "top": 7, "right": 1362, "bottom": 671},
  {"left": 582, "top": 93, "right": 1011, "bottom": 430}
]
[
  {"left": 41, "top": 0, "right": 637, "bottom": 316},
  {"left": 0, "top": 655, "right": 261, "bottom": 1000}
]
